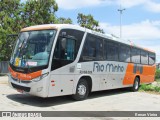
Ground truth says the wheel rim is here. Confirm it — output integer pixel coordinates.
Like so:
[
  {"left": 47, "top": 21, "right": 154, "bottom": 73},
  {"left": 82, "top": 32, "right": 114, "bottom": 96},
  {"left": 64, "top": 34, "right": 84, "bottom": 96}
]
[
  {"left": 135, "top": 80, "right": 139, "bottom": 90},
  {"left": 78, "top": 84, "right": 86, "bottom": 96}
]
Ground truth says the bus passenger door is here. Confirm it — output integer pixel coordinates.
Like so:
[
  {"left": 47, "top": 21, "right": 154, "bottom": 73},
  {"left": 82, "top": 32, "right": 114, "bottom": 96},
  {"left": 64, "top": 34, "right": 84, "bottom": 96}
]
[{"left": 48, "top": 31, "right": 78, "bottom": 97}]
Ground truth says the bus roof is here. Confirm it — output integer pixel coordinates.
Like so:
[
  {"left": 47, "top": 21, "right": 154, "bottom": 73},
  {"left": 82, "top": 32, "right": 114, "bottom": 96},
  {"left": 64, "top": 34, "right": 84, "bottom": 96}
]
[{"left": 21, "top": 24, "right": 155, "bottom": 53}]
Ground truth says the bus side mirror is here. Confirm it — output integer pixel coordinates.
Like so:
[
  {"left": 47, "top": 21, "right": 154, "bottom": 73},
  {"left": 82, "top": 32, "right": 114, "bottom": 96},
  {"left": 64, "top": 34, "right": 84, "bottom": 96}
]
[{"left": 61, "top": 38, "right": 67, "bottom": 49}]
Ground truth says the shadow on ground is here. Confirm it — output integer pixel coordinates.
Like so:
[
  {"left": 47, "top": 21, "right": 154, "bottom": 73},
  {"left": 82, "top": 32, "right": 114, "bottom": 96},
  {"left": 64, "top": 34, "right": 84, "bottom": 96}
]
[{"left": 6, "top": 88, "right": 130, "bottom": 107}]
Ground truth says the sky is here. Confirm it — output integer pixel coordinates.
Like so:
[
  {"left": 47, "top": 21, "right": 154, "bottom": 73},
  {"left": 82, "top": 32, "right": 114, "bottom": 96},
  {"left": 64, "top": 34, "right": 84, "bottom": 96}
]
[
  {"left": 21, "top": 0, "right": 160, "bottom": 62},
  {"left": 55, "top": 0, "right": 160, "bottom": 63}
]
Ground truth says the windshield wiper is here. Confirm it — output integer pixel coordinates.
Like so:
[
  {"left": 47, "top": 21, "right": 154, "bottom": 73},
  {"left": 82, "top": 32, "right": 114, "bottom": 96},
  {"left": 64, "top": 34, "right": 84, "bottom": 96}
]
[
  {"left": 18, "top": 34, "right": 32, "bottom": 73},
  {"left": 23, "top": 34, "right": 32, "bottom": 73}
]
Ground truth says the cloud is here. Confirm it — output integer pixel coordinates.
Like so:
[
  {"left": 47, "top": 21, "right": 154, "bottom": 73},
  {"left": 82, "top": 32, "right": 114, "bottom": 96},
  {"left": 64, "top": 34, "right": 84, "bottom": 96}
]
[
  {"left": 145, "top": 1, "right": 160, "bottom": 13},
  {"left": 56, "top": 0, "right": 112, "bottom": 10},
  {"left": 117, "top": 0, "right": 147, "bottom": 8},
  {"left": 56, "top": 0, "right": 160, "bottom": 13},
  {"left": 100, "top": 20, "right": 160, "bottom": 40},
  {"left": 100, "top": 20, "right": 160, "bottom": 62}
]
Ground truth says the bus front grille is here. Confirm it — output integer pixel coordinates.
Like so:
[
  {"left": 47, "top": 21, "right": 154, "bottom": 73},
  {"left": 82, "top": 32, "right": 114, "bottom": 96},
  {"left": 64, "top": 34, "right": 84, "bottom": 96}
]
[{"left": 11, "top": 83, "right": 31, "bottom": 92}]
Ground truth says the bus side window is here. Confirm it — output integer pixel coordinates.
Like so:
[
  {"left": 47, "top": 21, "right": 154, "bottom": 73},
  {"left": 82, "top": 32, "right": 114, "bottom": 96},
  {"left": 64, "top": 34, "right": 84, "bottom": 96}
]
[
  {"left": 60, "top": 38, "right": 67, "bottom": 60},
  {"left": 95, "top": 38, "right": 103, "bottom": 60},
  {"left": 141, "top": 50, "right": 148, "bottom": 65},
  {"left": 65, "top": 38, "right": 75, "bottom": 60},
  {"left": 119, "top": 44, "right": 131, "bottom": 62},
  {"left": 54, "top": 37, "right": 75, "bottom": 61},
  {"left": 106, "top": 41, "right": 119, "bottom": 61},
  {"left": 149, "top": 52, "right": 155, "bottom": 65},
  {"left": 81, "top": 34, "right": 96, "bottom": 61},
  {"left": 87, "top": 37, "right": 96, "bottom": 57},
  {"left": 131, "top": 48, "right": 140, "bottom": 64},
  {"left": 104, "top": 40, "right": 107, "bottom": 60},
  {"left": 81, "top": 34, "right": 104, "bottom": 61},
  {"left": 51, "top": 29, "right": 84, "bottom": 71}
]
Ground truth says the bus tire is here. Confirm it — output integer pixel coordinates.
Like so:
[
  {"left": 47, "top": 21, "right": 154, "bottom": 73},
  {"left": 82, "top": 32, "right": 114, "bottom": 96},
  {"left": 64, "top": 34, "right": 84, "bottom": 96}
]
[
  {"left": 72, "top": 79, "right": 89, "bottom": 101},
  {"left": 131, "top": 77, "right": 140, "bottom": 92}
]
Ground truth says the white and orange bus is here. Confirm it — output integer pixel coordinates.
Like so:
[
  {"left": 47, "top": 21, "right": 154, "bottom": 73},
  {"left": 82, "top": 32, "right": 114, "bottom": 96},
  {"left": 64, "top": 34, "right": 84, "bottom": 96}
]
[{"left": 8, "top": 24, "right": 156, "bottom": 100}]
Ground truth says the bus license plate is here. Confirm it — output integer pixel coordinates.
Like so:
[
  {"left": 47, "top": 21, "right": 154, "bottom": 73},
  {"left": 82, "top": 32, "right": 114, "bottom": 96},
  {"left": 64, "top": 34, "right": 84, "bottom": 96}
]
[{"left": 17, "top": 89, "right": 24, "bottom": 93}]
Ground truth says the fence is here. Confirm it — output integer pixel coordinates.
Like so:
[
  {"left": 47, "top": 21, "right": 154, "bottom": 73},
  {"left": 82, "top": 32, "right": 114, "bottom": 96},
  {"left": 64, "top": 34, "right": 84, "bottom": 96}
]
[{"left": 0, "top": 61, "right": 9, "bottom": 74}]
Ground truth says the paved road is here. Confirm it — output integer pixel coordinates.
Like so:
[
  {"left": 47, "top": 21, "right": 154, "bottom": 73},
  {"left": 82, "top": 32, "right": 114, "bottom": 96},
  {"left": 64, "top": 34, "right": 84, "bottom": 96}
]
[{"left": 0, "top": 76, "right": 160, "bottom": 120}]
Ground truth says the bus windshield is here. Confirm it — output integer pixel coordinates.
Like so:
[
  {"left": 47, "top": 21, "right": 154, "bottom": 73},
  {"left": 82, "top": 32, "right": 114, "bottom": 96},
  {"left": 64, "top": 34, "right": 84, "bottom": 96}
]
[{"left": 10, "top": 30, "right": 56, "bottom": 69}]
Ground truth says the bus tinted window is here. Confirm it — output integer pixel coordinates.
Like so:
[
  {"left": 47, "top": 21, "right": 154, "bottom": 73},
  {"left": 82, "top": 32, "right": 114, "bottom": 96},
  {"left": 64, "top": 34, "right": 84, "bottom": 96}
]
[
  {"left": 81, "top": 34, "right": 103, "bottom": 61},
  {"left": 141, "top": 50, "right": 148, "bottom": 64},
  {"left": 82, "top": 35, "right": 96, "bottom": 60},
  {"left": 52, "top": 29, "right": 84, "bottom": 70},
  {"left": 149, "top": 52, "right": 155, "bottom": 65},
  {"left": 59, "top": 29, "right": 84, "bottom": 54},
  {"left": 119, "top": 45, "right": 130, "bottom": 62},
  {"left": 105, "top": 41, "right": 119, "bottom": 61},
  {"left": 95, "top": 38, "right": 103, "bottom": 60},
  {"left": 131, "top": 48, "right": 140, "bottom": 63}
]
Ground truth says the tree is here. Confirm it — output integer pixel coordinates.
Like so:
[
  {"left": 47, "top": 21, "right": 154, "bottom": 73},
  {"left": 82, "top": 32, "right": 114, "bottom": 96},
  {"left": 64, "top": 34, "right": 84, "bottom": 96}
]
[
  {"left": 156, "top": 69, "right": 160, "bottom": 79},
  {"left": 21, "top": 0, "right": 58, "bottom": 27},
  {"left": 0, "top": 0, "right": 21, "bottom": 61},
  {"left": 77, "top": 13, "right": 104, "bottom": 33},
  {"left": 57, "top": 17, "right": 72, "bottom": 24},
  {"left": 0, "top": 0, "right": 75, "bottom": 61},
  {"left": 0, "top": 0, "right": 21, "bottom": 31},
  {"left": 0, "top": 0, "right": 59, "bottom": 61}
]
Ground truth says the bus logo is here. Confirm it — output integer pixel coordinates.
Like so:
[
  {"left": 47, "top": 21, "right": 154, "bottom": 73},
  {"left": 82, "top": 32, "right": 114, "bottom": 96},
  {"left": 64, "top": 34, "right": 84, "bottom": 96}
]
[{"left": 93, "top": 62, "right": 124, "bottom": 73}]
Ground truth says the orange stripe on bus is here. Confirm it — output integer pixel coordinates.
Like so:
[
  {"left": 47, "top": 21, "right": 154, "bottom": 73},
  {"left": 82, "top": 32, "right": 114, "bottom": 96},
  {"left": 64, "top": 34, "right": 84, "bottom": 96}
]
[
  {"left": 123, "top": 63, "right": 156, "bottom": 85},
  {"left": 8, "top": 66, "right": 42, "bottom": 80},
  {"left": 123, "top": 63, "right": 135, "bottom": 85},
  {"left": 140, "top": 64, "right": 156, "bottom": 83}
]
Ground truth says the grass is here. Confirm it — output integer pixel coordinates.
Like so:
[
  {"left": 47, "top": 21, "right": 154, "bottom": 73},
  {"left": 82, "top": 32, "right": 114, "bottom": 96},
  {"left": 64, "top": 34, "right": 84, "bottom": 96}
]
[
  {"left": 139, "top": 84, "right": 160, "bottom": 94},
  {"left": 139, "top": 78, "right": 160, "bottom": 94},
  {"left": 156, "top": 78, "right": 160, "bottom": 83},
  {"left": 139, "top": 84, "right": 160, "bottom": 92}
]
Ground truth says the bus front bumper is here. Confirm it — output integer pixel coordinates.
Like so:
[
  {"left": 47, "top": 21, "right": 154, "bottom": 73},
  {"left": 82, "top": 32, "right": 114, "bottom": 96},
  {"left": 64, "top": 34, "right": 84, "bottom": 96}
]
[{"left": 8, "top": 75, "right": 48, "bottom": 98}]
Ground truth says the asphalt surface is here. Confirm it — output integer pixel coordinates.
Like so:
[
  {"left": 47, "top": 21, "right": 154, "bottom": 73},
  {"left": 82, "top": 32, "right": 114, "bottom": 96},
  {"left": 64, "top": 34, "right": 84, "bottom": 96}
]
[{"left": 0, "top": 76, "right": 160, "bottom": 120}]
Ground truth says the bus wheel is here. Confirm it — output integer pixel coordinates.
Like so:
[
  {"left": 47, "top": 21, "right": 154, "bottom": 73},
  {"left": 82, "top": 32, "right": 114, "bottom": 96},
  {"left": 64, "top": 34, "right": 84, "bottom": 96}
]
[
  {"left": 131, "top": 77, "right": 140, "bottom": 92},
  {"left": 72, "top": 79, "right": 89, "bottom": 101}
]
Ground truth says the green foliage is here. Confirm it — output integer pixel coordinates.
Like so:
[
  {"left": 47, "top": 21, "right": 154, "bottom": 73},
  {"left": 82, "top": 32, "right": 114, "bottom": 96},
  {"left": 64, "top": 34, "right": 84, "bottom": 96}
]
[
  {"left": 0, "top": 0, "right": 21, "bottom": 61},
  {"left": 139, "top": 84, "right": 154, "bottom": 91},
  {"left": 139, "top": 84, "right": 160, "bottom": 93},
  {"left": 0, "top": 1, "right": 104, "bottom": 61},
  {"left": 0, "top": 0, "right": 69, "bottom": 61},
  {"left": 77, "top": 13, "right": 104, "bottom": 33},
  {"left": 155, "top": 69, "right": 160, "bottom": 79},
  {"left": 156, "top": 78, "right": 160, "bottom": 82},
  {"left": 57, "top": 17, "right": 72, "bottom": 24},
  {"left": 21, "top": 0, "right": 58, "bottom": 26}
]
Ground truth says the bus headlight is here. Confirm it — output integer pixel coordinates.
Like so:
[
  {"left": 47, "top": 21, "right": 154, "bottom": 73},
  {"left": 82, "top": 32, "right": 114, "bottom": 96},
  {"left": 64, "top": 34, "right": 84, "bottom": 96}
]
[{"left": 32, "top": 72, "right": 49, "bottom": 82}]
